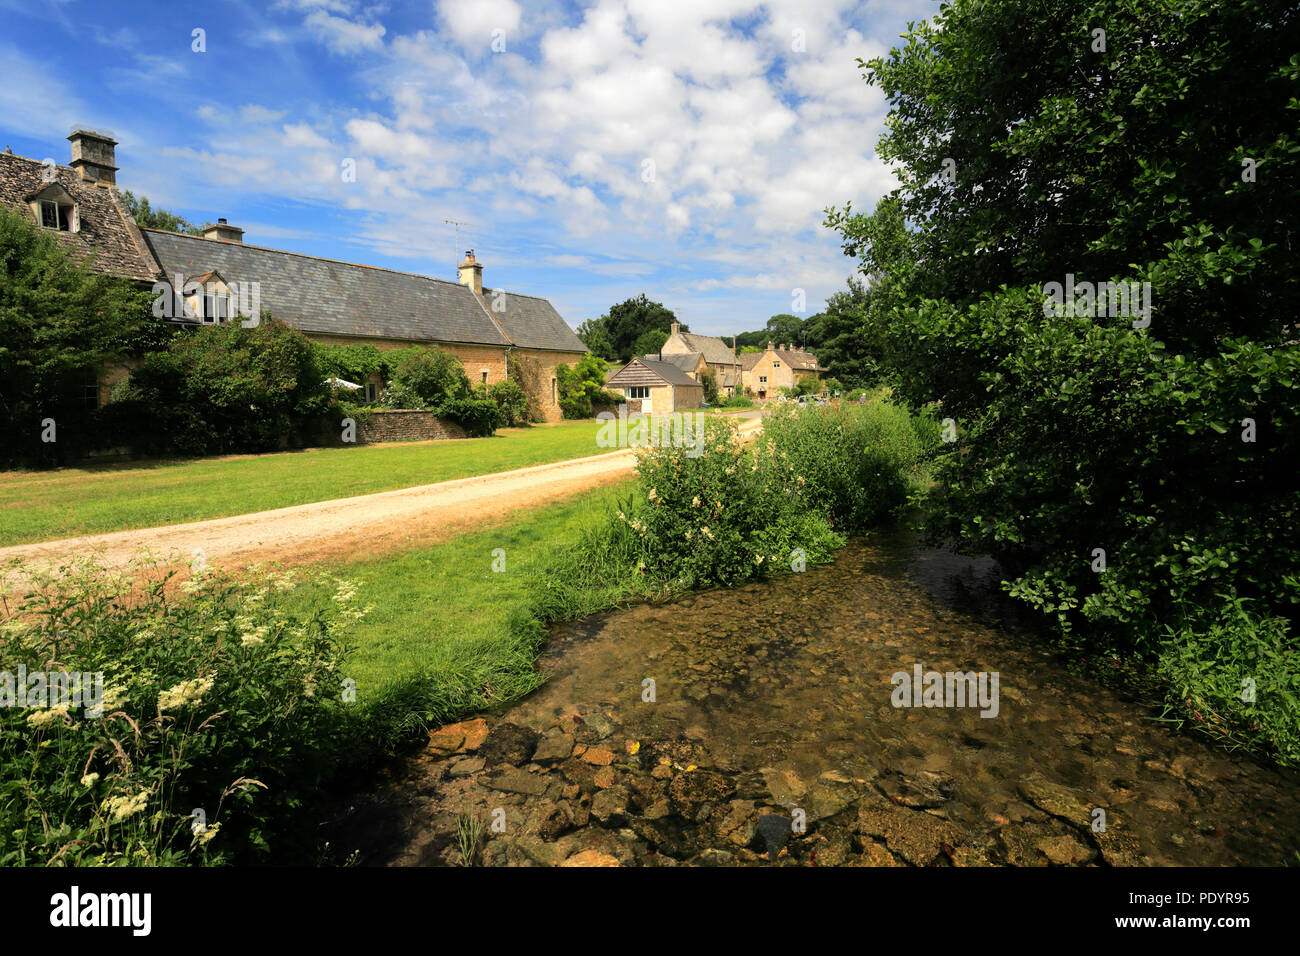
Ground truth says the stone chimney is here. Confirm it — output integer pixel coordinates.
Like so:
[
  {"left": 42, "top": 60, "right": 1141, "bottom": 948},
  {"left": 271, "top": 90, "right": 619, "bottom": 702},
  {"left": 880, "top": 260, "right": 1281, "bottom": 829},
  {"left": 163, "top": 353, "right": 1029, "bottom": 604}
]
[
  {"left": 202, "top": 218, "right": 245, "bottom": 243},
  {"left": 767, "top": 340, "right": 774, "bottom": 350},
  {"left": 781, "top": 342, "right": 789, "bottom": 351},
  {"left": 670, "top": 322, "right": 680, "bottom": 337},
  {"left": 459, "top": 250, "right": 483, "bottom": 296},
  {"left": 67, "top": 129, "right": 118, "bottom": 185}
]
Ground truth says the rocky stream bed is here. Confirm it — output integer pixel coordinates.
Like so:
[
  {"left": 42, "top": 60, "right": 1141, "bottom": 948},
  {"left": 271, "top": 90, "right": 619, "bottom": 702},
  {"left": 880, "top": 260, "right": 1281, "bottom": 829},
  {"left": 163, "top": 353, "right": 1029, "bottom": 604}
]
[{"left": 330, "top": 530, "right": 1300, "bottom": 866}]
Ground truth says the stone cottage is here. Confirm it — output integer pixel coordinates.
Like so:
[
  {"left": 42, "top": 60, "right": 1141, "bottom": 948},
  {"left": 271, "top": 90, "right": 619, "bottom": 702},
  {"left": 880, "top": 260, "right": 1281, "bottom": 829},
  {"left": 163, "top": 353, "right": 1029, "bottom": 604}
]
[
  {"left": 658, "top": 322, "right": 742, "bottom": 397},
  {"left": 740, "top": 342, "right": 827, "bottom": 400},
  {"left": 0, "top": 128, "right": 587, "bottom": 420},
  {"left": 605, "top": 357, "right": 704, "bottom": 415}
]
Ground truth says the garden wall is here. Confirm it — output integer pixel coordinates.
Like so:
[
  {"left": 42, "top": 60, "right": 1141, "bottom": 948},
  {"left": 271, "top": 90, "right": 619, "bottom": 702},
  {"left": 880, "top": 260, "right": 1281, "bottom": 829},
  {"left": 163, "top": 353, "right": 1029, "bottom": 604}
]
[{"left": 355, "top": 409, "right": 466, "bottom": 443}]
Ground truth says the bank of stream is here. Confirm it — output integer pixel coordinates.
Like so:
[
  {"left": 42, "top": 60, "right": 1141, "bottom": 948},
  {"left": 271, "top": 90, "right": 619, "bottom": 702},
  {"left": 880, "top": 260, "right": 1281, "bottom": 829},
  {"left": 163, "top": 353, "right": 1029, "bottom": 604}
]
[{"left": 330, "top": 527, "right": 1300, "bottom": 866}]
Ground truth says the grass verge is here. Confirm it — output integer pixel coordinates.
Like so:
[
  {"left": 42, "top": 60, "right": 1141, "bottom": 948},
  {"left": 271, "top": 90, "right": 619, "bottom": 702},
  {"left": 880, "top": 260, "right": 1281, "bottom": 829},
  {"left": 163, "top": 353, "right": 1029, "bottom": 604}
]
[{"left": 0, "top": 419, "right": 620, "bottom": 547}]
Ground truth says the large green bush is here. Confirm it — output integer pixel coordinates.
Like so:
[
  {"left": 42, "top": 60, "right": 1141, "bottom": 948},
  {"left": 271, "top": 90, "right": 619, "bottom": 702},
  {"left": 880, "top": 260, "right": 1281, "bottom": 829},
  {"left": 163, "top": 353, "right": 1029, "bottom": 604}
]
[
  {"left": 826, "top": 0, "right": 1300, "bottom": 759},
  {"left": 556, "top": 354, "right": 620, "bottom": 419},
  {"left": 757, "top": 399, "right": 934, "bottom": 532},
  {"left": 105, "top": 318, "right": 328, "bottom": 458},
  {"left": 0, "top": 208, "right": 173, "bottom": 466},
  {"left": 0, "top": 557, "right": 364, "bottom": 865},
  {"left": 389, "top": 348, "right": 470, "bottom": 407}
]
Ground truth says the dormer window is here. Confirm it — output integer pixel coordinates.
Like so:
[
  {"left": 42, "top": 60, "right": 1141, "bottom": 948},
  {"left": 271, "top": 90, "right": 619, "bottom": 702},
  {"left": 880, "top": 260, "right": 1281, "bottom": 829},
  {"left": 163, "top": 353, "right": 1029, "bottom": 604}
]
[
  {"left": 773, "top": 361, "right": 781, "bottom": 368},
  {"left": 29, "top": 184, "right": 78, "bottom": 232},
  {"left": 200, "top": 291, "right": 233, "bottom": 324}
]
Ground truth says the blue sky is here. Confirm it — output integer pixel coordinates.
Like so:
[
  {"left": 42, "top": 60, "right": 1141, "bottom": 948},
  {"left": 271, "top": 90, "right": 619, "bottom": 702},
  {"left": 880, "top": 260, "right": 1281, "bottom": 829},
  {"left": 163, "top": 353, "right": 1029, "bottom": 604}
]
[{"left": 0, "top": 0, "right": 938, "bottom": 336}]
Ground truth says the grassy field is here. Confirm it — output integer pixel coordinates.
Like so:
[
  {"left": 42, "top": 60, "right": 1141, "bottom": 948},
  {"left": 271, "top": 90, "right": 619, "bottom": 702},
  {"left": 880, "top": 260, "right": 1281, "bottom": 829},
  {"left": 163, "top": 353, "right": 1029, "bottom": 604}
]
[
  {"left": 276, "top": 481, "right": 633, "bottom": 697},
  {"left": 0, "top": 420, "right": 621, "bottom": 546}
]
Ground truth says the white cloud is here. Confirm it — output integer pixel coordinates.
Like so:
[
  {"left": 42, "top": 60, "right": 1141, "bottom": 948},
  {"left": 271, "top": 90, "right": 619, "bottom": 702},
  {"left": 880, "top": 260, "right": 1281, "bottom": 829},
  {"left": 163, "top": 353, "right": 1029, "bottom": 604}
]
[
  {"left": 437, "top": 0, "right": 522, "bottom": 50},
  {"left": 304, "top": 10, "right": 386, "bottom": 54}
]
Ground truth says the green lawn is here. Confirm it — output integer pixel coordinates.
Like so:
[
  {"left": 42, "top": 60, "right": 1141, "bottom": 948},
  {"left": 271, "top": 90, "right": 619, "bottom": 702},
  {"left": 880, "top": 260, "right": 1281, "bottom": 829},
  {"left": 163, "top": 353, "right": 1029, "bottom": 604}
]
[
  {"left": 276, "top": 482, "right": 632, "bottom": 697},
  {"left": 0, "top": 420, "right": 621, "bottom": 546}
]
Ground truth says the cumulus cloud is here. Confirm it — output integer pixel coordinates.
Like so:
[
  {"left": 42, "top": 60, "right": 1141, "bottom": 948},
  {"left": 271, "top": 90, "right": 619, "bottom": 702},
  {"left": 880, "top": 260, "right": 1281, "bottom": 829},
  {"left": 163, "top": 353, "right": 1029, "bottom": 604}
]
[{"left": 134, "top": 0, "right": 938, "bottom": 329}]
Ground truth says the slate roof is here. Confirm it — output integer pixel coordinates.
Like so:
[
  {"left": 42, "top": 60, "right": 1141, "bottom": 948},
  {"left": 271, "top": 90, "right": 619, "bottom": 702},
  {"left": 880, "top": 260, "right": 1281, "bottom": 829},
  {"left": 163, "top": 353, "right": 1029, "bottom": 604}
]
[
  {"left": 0, "top": 151, "right": 160, "bottom": 282},
  {"left": 144, "top": 229, "right": 586, "bottom": 352},
  {"left": 607, "top": 357, "right": 701, "bottom": 388},
  {"left": 484, "top": 287, "right": 587, "bottom": 352},
  {"left": 675, "top": 330, "right": 738, "bottom": 366},
  {"left": 642, "top": 351, "right": 703, "bottom": 373}
]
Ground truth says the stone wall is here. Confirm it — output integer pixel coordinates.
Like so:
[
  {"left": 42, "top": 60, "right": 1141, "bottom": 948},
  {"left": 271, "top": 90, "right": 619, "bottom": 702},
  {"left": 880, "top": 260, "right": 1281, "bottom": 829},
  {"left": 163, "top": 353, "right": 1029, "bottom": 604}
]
[{"left": 329, "top": 409, "right": 466, "bottom": 444}]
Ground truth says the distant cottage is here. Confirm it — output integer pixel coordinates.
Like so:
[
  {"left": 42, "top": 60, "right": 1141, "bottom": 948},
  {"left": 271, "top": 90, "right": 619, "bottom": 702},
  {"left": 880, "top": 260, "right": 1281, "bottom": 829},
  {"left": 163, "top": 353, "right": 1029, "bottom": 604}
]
[
  {"left": 0, "top": 128, "right": 587, "bottom": 419},
  {"left": 740, "top": 342, "right": 827, "bottom": 399}
]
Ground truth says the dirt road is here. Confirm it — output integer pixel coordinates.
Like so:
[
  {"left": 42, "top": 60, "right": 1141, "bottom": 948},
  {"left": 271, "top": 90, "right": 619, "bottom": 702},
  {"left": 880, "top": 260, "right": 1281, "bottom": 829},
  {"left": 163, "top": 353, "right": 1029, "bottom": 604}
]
[{"left": 2, "top": 416, "right": 763, "bottom": 577}]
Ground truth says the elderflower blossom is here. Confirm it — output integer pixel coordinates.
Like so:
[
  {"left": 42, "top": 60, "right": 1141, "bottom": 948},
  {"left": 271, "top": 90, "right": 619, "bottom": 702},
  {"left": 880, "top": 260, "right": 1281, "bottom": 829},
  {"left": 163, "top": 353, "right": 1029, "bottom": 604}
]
[
  {"left": 700, "top": 526, "right": 714, "bottom": 541},
  {"left": 81, "top": 773, "right": 100, "bottom": 787},
  {"left": 647, "top": 488, "right": 658, "bottom": 503},
  {"left": 691, "top": 496, "right": 701, "bottom": 508},
  {"left": 240, "top": 625, "right": 270, "bottom": 647}
]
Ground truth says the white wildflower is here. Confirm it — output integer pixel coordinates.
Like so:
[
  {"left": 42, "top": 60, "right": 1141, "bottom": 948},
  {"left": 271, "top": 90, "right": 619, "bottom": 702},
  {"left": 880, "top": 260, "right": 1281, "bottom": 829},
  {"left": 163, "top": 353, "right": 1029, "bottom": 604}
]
[
  {"left": 102, "top": 790, "right": 149, "bottom": 821},
  {"left": 26, "top": 706, "right": 69, "bottom": 730},
  {"left": 157, "top": 677, "right": 214, "bottom": 713}
]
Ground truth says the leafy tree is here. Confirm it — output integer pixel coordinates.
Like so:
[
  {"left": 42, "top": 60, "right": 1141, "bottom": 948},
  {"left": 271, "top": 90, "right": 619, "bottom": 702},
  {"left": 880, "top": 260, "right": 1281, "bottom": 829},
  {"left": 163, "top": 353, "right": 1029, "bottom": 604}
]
[
  {"left": 576, "top": 318, "right": 617, "bottom": 362},
  {"left": 631, "top": 327, "right": 669, "bottom": 359},
  {"left": 802, "top": 278, "right": 882, "bottom": 388},
  {"left": 600, "top": 294, "right": 683, "bottom": 361},
  {"left": 119, "top": 190, "right": 204, "bottom": 235},
  {"left": 109, "top": 318, "right": 327, "bottom": 457},
  {"left": 0, "top": 208, "right": 174, "bottom": 465},
  {"left": 826, "top": 0, "right": 1300, "bottom": 681},
  {"left": 556, "top": 353, "right": 618, "bottom": 419}
]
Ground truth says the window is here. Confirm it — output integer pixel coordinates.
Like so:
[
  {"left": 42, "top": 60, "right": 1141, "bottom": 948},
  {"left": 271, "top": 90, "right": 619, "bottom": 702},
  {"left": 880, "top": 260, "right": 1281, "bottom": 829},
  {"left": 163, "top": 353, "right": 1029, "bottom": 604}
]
[
  {"left": 201, "top": 291, "right": 231, "bottom": 324},
  {"left": 759, "top": 376, "right": 767, "bottom": 384},
  {"left": 41, "top": 201, "right": 60, "bottom": 229},
  {"left": 83, "top": 371, "right": 100, "bottom": 409},
  {"left": 365, "top": 382, "right": 378, "bottom": 403},
  {"left": 773, "top": 361, "right": 781, "bottom": 368},
  {"left": 481, "top": 371, "right": 489, "bottom": 383},
  {"left": 551, "top": 377, "right": 557, "bottom": 405},
  {"left": 627, "top": 386, "right": 650, "bottom": 400}
]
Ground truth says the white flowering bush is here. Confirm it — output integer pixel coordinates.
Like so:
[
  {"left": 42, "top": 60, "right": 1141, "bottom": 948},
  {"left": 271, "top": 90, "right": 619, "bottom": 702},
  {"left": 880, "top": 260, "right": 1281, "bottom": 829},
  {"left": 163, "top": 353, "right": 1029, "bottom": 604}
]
[
  {"left": 613, "top": 417, "right": 843, "bottom": 588},
  {"left": 0, "top": 556, "right": 366, "bottom": 865}
]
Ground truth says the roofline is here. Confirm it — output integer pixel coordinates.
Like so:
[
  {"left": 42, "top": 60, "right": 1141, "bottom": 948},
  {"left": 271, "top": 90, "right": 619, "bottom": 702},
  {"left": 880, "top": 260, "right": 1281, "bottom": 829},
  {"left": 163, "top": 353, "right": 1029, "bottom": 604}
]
[
  {"left": 142, "top": 227, "right": 483, "bottom": 290},
  {"left": 141, "top": 228, "right": 572, "bottom": 311}
]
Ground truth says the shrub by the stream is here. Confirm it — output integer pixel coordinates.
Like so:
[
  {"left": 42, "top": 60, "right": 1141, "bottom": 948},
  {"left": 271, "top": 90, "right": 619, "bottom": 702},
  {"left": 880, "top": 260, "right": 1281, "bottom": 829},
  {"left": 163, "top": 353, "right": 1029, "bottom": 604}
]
[
  {"left": 1155, "top": 597, "right": 1300, "bottom": 765},
  {"left": 0, "top": 557, "right": 365, "bottom": 866},
  {"left": 757, "top": 398, "right": 934, "bottom": 532},
  {"left": 623, "top": 417, "right": 844, "bottom": 589}
]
